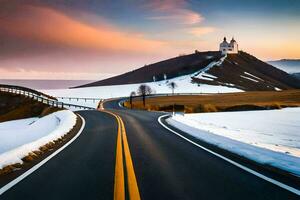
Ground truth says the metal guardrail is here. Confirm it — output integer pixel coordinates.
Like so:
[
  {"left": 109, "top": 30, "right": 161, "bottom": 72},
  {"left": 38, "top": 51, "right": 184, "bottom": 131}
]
[
  {"left": 0, "top": 85, "right": 95, "bottom": 110},
  {"left": 57, "top": 96, "right": 102, "bottom": 103},
  {"left": 147, "top": 92, "right": 222, "bottom": 97},
  {"left": 58, "top": 92, "right": 219, "bottom": 103}
]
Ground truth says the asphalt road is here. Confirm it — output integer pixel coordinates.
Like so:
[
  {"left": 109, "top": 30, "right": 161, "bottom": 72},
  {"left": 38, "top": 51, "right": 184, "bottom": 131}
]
[
  {"left": 0, "top": 111, "right": 118, "bottom": 200},
  {"left": 104, "top": 99, "right": 300, "bottom": 200},
  {"left": 1, "top": 99, "right": 299, "bottom": 199}
]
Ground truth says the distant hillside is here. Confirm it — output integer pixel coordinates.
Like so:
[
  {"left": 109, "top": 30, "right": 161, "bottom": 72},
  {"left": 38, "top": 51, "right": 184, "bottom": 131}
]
[
  {"left": 76, "top": 51, "right": 300, "bottom": 91},
  {"left": 268, "top": 59, "right": 300, "bottom": 74},
  {"left": 292, "top": 72, "right": 300, "bottom": 80}
]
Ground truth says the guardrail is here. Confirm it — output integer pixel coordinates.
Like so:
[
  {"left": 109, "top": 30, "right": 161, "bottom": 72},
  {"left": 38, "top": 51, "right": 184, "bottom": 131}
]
[
  {"left": 0, "top": 84, "right": 95, "bottom": 110},
  {"left": 57, "top": 97, "right": 102, "bottom": 103},
  {"left": 147, "top": 92, "right": 222, "bottom": 97},
  {"left": 0, "top": 84, "right": 57, "bottom": 100},
  {"left": 58, "top": 92, "right": 219, "bottom": 102}
]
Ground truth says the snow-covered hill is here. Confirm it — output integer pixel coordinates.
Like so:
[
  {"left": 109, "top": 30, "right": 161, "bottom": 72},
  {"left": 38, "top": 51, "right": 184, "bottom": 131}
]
[
  {"left": 76, "top": 51, "right": 300, "bottom": 91},
  {"left": 44, "top": 56, "right": 242, "bottom": 108}
]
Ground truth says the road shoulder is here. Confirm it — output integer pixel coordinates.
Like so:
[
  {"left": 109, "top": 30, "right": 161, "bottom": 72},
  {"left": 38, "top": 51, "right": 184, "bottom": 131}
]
[
  {"left": 158, "top": 114, "right": 300, "bottom": 194},
  {"left": 0, "top": 114, "right": 85, "bottom": 193}
]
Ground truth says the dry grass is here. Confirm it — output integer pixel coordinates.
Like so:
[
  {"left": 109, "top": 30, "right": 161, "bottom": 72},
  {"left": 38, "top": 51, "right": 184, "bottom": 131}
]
[
  {"left": 40, "top": 107, "right": 63, "bottom": 117},
  {"left": 125, "top": 90, "right": 300, "bottom": 113},
  {"left": 0, "top": 91, "right": 62, "bottom": 122}
]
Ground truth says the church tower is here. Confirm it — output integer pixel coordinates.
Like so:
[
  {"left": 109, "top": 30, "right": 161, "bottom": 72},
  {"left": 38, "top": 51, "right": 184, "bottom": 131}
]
[{"left": 219, "top": 37, "right": 238, "bottom": 55}]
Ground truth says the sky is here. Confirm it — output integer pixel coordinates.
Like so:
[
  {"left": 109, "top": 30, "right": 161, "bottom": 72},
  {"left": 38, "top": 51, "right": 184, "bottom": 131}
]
[{"left": 0, "top": 0, "right": 299, "bottom": 80}]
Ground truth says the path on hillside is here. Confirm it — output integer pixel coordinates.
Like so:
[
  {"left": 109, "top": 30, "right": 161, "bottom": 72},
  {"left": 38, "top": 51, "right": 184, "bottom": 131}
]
[{"left": 1, "top": 99, "right": 299, "bottom": 199}]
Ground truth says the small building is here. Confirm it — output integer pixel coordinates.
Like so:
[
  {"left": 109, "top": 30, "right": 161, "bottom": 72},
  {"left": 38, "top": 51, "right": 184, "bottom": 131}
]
[{"left": 219, "top": 37, "right": 238, "bottom": 55}]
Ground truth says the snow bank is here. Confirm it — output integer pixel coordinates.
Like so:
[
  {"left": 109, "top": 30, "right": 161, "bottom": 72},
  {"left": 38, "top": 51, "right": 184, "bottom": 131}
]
[
  {"left": 166, "top": 108, "right": 300, "bottom": 176},
  {"left": 0, "top": 110, "right": 77, "bottom": 168}
]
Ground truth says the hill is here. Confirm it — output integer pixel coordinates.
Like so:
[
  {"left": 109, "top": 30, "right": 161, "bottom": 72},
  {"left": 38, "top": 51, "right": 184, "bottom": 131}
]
[
  {"left": 75, "top": 51, "right": 300, "bottom": 91},
  {"left": 268, "top": 59, "right": 300, "bottom": 74},
  {"left": 192, "top": 52, "right": 300, "bottom": 91},
  {"left": 75, "top": 51, "right": 222, "bottom": 87},
  {"left": 292, "top": 73, "right": 300, "bottom": 80}
]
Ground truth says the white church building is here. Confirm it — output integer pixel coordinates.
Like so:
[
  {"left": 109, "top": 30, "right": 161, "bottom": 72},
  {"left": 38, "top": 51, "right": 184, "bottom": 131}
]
[{"left": 219, "top": 37, "right": 238, "bottom": 55}]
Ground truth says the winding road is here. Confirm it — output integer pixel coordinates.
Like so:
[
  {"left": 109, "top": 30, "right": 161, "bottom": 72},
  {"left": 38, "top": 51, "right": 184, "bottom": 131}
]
[{"left": 0, "top": 99, "right": 299, "bottom": 200}]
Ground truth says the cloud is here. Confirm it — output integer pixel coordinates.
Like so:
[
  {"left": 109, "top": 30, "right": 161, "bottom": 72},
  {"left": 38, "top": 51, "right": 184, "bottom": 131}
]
[
  {"left": 146, "top": 0, "right": 203, "bottom": 25},
  {"left": 188, "top": 27, "right": 216, "bottom": 37},
  {"left": 0, "top": 5, "right": 168, "bottom": 56}
]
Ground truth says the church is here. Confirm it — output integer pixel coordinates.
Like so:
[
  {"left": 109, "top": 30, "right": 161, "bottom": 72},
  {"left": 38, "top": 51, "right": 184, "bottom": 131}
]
[{"left": 219, "top": 37, "right": 238, "bottom": 55}]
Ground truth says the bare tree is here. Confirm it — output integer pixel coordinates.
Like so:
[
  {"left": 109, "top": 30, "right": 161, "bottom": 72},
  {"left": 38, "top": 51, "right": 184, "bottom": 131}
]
[
  {"left": 168, "top": 82, "right": 177, "bottom": 95},
  {"left": 137, "top": 84, "right": 152, "bottom": 107},
  {"left": 129, "top": 91, "right": 136, "bottom": 109},
  {"left": 168, "top": 82, "right": 177, "bottom": 115}
]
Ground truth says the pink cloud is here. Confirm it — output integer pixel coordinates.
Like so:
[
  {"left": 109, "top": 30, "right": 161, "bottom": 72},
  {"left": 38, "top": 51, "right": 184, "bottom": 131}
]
[
  {"left": 146, "top": 0, "right": 203, "bottom": 25},
  {"left": 188, "top": 27, "right": 217, "bottom": 37},
  {"left": 0, "top": 5, "right": 168, "bottom": 55}
]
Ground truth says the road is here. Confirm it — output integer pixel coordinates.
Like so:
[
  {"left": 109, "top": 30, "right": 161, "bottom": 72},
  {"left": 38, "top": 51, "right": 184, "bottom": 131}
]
[{"left": 1, "top": 99, "right": 299, "bottom": 199}]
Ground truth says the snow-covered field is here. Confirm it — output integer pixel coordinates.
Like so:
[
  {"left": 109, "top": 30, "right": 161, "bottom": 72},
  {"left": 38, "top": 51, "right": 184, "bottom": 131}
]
[
  {"left": 43, "top": 56, "right": 242, "bottom": 108},
  {"left": 167, "top": 108, "right": 300, "bottom": 176},
  {"left": 0, "top": 110, "right": 77, "bottom": 169}
]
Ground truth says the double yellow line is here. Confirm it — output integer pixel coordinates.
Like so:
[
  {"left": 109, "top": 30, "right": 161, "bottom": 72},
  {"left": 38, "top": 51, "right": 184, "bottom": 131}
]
[{"left": 103, "top": 110, "right": 141, "bottom": 200}]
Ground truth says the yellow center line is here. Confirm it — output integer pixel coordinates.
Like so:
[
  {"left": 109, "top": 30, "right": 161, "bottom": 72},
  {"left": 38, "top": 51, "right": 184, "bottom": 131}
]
[
  {"left": 102, "top": 110, "right": 140, "bottom": 200},
  {"left": 118, "top": 115, "right": 141, "bottom": 200},
  {"left": 114, "top": 114, "right": 125, "bottom": 200}
]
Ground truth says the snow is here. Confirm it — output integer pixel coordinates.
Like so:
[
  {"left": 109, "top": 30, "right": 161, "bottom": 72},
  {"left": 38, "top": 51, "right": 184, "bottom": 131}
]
[
  {"left": 240, "top": 75, "right": 259, "bottom": 82},
  {"left": 244, "top": 72, "right": 263, "bottom": 81},
  {"left": 193, "top": 55, "right": 226, "bottom": 79},
  {"left": 194, "top": 72, "right": 217, "bottom": 81},
  {"left": 44, "top": 55, "right": 241, "bottom": 108},
  {"left": 274, "top": 87, "right": 282, "bottom": 91},
  {"left": 166, "top": 108, "right": 300, "bottom": 176},
  {"left": 0, "top": 110, "right": 77, "bottom": 168}
]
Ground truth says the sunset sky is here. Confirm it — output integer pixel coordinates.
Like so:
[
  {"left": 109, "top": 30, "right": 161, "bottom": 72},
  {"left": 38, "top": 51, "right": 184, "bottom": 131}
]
[{"left": 0, "top": 0, "right": 299, "bottom": 80}]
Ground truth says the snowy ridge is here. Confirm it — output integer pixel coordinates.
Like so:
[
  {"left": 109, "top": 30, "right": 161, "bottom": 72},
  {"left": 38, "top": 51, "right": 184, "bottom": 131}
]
[
  {"left": 193, "top": 54, "right": 226, "bottom": 80},
  {"left": 167, "top": 108, "right": 300, "bottom": 176},
  {"left": 0, "top": 110, "right": 77, "bottom": 169}
]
